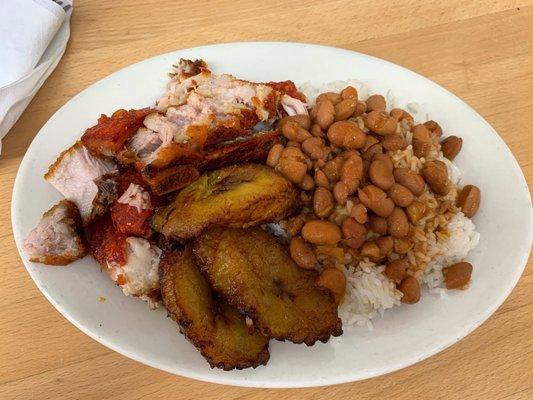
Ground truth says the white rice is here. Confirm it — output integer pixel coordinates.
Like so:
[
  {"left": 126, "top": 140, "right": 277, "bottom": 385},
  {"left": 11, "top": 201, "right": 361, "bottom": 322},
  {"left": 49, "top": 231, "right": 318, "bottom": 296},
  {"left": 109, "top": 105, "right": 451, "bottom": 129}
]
[
  {"left": 339, "top": 261, "right": 401, "bottom": 330},
  {"left": 298, "top": 80, "right": 480, "bottom": 329},
  {"left": 423, "top": 212, "right": 480, "bottom": 292}
]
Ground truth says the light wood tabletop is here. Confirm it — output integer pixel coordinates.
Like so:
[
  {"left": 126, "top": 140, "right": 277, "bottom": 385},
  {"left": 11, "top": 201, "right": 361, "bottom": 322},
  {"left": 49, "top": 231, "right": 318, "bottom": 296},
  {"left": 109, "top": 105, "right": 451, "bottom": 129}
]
[{"left": 1, "top": 1, "right": 532, "bottom": 399}]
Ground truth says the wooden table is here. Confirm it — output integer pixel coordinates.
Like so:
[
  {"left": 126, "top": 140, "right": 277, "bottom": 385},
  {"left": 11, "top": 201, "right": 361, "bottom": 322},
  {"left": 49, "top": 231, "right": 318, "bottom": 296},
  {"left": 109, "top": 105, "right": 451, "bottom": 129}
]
[{"left": 1, "top": 1, "right": 532, "bottom": 399}]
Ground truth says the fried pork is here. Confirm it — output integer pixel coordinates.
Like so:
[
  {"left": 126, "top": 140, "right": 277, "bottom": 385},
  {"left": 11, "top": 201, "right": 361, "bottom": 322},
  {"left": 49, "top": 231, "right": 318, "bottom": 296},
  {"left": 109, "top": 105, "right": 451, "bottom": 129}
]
[
  {"left": 24, "top": 200, "right": 86, "bottom": 265},
  {"left": 45, "top": 142, "right": 119, "bottom": 225}
]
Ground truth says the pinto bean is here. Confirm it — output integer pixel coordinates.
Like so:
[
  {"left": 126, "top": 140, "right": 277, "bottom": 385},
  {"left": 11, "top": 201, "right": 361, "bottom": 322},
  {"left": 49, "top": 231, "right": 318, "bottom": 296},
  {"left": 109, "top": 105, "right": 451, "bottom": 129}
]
[
  {"left": 457, "top": 185, "right": 481, "bottom": 218},
  {"left": 277, "top": 146, "right": 307, "bottom": 183},
  {"left": 444, "top": 262, "right": 473, "bottom": 289},
  {"left": 341, "top": 86, "right": 358, "bottom": 101},
  {"left": 290, "top": 236, "right": 317, "bottom": 269},
  {"left": 317, "top": 92, "right": 342, "bottom": 105},
  {"left": 373, "top": 153, "right": 393, "bottom": 170},
  {"left": 316, "top": 99, "right": 336, "bottom": 130},
  {"left": 342, "top": 149, "right": 361, "bottom": 159},
  {"left": 365, "top": 111, "right": 397, "bottom": 136},
  {"left": 393, "top": 168, "right": 425, "bottom": 196},
  {"left": 390, "top": 108, "right": 414, "bottom": 124},
  {"left": 323, "top": 156, "right": 344, "bottom": 183},
  {"left": 381, "top": 134, "right": 407, "bottom": 151},
  {"left": 369, "top": 157, "right": 395, "bottom": 190},
  {"left": 394, "top": 237, "right": 413, "bottom": 254},
  {"left": 310, "top": 123, "right": 326, "bottom": 138},
  {"left": 366, "top": 94, "right": 386, "bottom": 111},
  {"left": 424, "top": 120, "right": 443, "bottom": 137},
  {"left": 279, "top": 114, "right": 311, "bottom": 130},
  {"left": 286, "top": 141, "right": 300, "bottom": 148},
  {"left": 300, "top": 174, "right": 315, "bottom": 191},
  {"left": 314, "top": 169, "right": 330, "bottom": 189},
  {"left": 376, "top": 235, "right": 394, "bottom": 257},
  {"left": 369, "top": 215, "right": 388, "bottom": 235},
  {"left": 385, "top": 259, "right": 408, "bottom": 283},
  {"left": 422, "top": 160, "right": 450, "bottom": 196},
  {"left": 341, "top": 218, "right": 366, "bottom": 249},
  {"left": 281, "top": 121, "right": 312, "bottom": 142},
  {"left": 387, "top": 207, "right": 410, "bottom": 238},
  {"left": 350, "top": 203, "right": 368, "bottom": 224},
  {"left": 328, "top": 121, "right": 366, "bottom": 149},
  {"left": 358, "top": 185, "right": 395, "bottom": 217},
  {"left": 354, "top": 101, "right": 367, "bottom": 116},
  {"left": 412, "top": 124, "right": 432, "bottom": 158},
  {"left": 266, "top": 143, "right": 284, "bottom": 167},
  {"left": 341, "top": 155, "right": 364, "bottom": 193},
  {"left": 314, "top": 159, "right": 326, "bottom": 169},
  {"left": 405, "top": 201, "right": 426, "bottom": 224},
  {"left": 301, "top": 220, "right": 342, "bottom": 245},
  {"left": 388, "top": 183, "right": 414, "bottom": 207},
  {"left": 333, "top": 181, "right": 349, "bottom": 204},
  {"left": 361, "top": 241, "right": 381, "bottom": 261},
  {"left": 313, "top": 187, "right": 334, "bottom": 218},
  {"left": 362, "top": 135, "right": 379, "bottom": 152},
  {"left": 335, "top": 98, "right": 357, "bottom": 121},
  {"left": 302, "top": 137, "right": 325, "bottom": 160},
  {"left": 362, "top": 143, "right": 384, "bottom": 162},
  {"left": 441, "top": 136, "right": 463, "bottom": 160},
  {"left": 317, "top": 267, "right": 346, "bottom": 304},
  {"left": 399, "top": 276, "right": 421, "bottom": 303}
]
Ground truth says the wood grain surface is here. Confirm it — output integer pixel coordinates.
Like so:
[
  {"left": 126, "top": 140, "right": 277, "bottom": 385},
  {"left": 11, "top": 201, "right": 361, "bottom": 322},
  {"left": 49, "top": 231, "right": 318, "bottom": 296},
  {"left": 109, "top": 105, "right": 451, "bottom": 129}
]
[{"left": 1, "top": 1, "right": 532, "bottom": 399}]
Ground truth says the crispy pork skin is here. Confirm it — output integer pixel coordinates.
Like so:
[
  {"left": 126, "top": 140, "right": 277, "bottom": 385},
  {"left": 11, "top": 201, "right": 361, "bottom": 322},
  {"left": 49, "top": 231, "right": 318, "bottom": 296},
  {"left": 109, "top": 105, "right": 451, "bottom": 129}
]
[
  {"left": 266, "top": 80, "right": 307, "bottom": 102},
  {"left": 85, "top": 217, "right": 161, "bottom": 306},
  {"left": 110, "top": 183, "right": 153, "bottom": 238},
  {"left": 24, "top": 200, "right": 86, "bottom": 265},
  {"left": 81, "top": 108, "right": 153, "bottom": 156},
  {"left": 199, "top": 130, "right": 280, "bottom": 171},
  {"left": 140, "top": 164, "right": 200, "bottom": 195},
  {"left": 45, "top": 142, "right": 119, "bottom": 225}
]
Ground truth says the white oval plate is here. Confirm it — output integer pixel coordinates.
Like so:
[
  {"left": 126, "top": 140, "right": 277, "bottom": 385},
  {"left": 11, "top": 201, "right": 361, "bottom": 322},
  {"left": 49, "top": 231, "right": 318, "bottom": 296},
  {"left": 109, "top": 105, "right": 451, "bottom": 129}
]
[{"left": 12, "top": 42, "right": 532, "bottom": 388}]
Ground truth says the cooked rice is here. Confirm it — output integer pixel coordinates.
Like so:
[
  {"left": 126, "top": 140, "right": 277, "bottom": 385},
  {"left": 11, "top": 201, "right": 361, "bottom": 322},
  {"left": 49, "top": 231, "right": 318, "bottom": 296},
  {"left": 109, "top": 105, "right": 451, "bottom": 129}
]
[
  {"left": 299, "top": 80, "right": 480, "bottom": 329},
  {"left": 339, "top": 261, "right": 401, "bottom": 330}
]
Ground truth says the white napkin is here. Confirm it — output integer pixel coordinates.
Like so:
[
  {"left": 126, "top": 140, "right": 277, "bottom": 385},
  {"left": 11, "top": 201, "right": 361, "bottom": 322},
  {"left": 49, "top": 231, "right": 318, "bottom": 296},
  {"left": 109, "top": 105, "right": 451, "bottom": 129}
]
[{"left": 0, "top": 0, "right": 73, "bottom": 153}]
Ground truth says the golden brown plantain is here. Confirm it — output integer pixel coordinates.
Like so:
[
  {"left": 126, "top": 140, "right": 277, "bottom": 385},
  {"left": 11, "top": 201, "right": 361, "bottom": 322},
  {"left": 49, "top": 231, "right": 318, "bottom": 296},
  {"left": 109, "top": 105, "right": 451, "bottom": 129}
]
[
  {"left": 152, "top": 163, "right": 299, "bottom": 240},
  {"left": 159, "top": 247, "right": 270, "bottom": 370},
  {"left": 192, "top": 227, "right": 343, "bottom": 345}
]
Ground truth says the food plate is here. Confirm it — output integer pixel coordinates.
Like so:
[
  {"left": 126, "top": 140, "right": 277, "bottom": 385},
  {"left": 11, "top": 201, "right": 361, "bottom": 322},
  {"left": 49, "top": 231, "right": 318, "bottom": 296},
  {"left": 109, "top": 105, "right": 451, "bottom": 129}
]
[{"left": 12, "top": 42, "right": 532, "bottom": 387}]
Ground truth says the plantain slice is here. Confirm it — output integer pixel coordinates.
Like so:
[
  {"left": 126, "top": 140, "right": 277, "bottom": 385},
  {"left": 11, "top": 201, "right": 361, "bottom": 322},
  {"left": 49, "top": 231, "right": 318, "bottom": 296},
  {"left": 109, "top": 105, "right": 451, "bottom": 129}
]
[
  {"left": 152, "top": 163, "right": 299, "bottom": 240},
  {"left": 159, "top": 247, "right": 270, "bottom": 370},
  {"left": 193, "top": 227, "right": 343, "bottom": 345}
]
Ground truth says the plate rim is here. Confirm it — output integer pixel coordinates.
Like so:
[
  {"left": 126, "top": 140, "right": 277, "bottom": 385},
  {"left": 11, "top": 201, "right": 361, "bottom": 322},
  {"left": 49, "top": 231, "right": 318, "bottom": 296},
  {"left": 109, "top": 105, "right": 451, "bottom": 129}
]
[{"left": 11, "top": 41, "right": 533, "bottom": 388}]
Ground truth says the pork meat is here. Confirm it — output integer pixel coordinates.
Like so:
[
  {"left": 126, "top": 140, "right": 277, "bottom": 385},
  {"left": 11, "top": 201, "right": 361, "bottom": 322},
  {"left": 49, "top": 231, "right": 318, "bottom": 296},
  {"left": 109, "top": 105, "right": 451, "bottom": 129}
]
[
  {"left": 24, "top": 200, "right": 86, "bottom": 265},
  {"left": 45, "top": 142, "right": 119, "bottom": 225}
]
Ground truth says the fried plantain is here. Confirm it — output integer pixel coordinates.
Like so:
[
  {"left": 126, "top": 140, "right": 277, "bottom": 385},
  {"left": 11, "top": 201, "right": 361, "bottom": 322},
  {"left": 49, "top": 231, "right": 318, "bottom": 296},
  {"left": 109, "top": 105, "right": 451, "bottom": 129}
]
[
  {"left": 192, "top": 227, "right": 343, "bottom": 345},
  {"left": 152, "top": 163, "right": 299, "bottom": 240},
  {"left": 159, "top": 247, "right": 270, "bottom": 370}
]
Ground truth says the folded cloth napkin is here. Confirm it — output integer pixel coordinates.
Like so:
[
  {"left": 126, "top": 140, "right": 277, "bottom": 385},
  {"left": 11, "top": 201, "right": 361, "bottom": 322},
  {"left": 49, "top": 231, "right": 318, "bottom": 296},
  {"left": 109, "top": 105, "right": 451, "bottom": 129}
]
[{"left": 0, "top": 0, "right": 73, "bottom": 153}]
